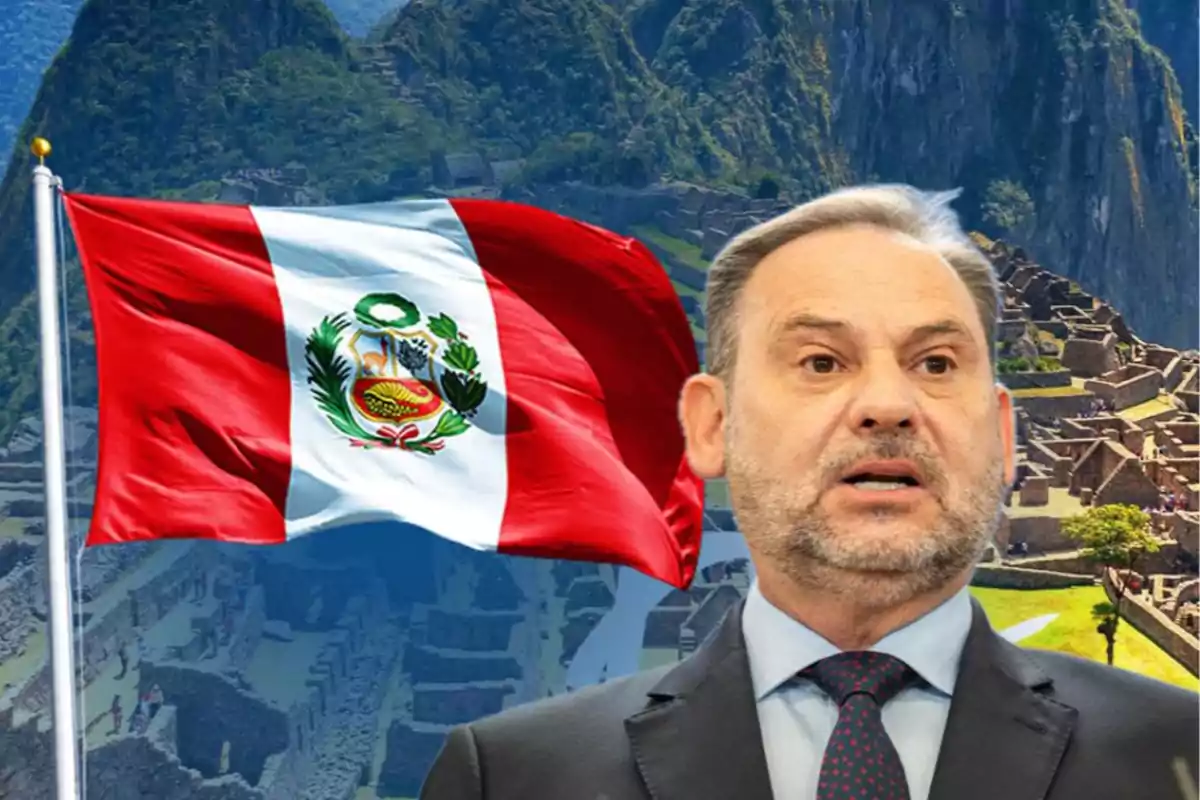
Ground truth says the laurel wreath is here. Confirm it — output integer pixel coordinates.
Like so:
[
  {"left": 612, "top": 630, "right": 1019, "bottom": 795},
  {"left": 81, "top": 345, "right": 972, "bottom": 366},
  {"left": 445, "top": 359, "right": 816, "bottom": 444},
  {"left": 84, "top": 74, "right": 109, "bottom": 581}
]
[{"left": 304, "top": 294, "right": 488, "bottom": 455}]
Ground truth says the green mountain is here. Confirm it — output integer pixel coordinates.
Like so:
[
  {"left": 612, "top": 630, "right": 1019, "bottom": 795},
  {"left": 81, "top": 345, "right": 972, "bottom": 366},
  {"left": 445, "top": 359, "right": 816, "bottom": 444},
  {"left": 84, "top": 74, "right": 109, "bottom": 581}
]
[
  {"left": 0, "top": 0, "right": 450, "bottom": 438},
  {"left": 1129, "top": 0, "right": 1197, "bottom": 122},
  {"left": 323, "top": 0, "right": 408, "bottom": 37},
  {"left": 376, "top": 0, "right": 840, "bottom": 191},
  {"left": 377, "top": 0, "right": 1198, "bottom": 348},
  {"left": 378, "top": 0, "right": 736, "bottom": 186},
  {"left": 0, "top": 0, "right": 410, "bottom": 182},
  {"left": 0, "top": 0, "right": 82, "bottom": 167},
  {"left": 0, "top": 0, "right": 1196, "bottom": 443}
]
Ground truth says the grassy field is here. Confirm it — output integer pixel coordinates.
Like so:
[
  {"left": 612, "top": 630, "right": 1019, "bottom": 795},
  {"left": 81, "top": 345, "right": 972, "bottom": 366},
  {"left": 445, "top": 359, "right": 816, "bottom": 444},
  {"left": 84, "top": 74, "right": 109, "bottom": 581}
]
[
  {"left": 971, "top": 586, "right": 1199, "bottom": 691},
  {"left": 631, "top": 225, "right": 709, "bottom": 271},
  {"left": 0, "top": 516, "right": 30, "bottom": 540},
  {"left": 1004, "top": 486, "right": 1086, "bottom": 519},
  {"left": 0, "top": 628, "right": 44, "bottom": 692},
  {"left": 1011, "top": 386, "right": 1091, "bottom": 398},
  {"left": 1119, "top": 395, "right": 1178, "bottom": 421}
]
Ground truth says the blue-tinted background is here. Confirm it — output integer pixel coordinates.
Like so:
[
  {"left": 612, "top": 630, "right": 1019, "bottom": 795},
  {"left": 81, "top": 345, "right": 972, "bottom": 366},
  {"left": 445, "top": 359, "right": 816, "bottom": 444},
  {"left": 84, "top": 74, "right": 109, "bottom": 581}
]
[{"left": 0, "top": 0, "right": 1197, "bottom": 797}]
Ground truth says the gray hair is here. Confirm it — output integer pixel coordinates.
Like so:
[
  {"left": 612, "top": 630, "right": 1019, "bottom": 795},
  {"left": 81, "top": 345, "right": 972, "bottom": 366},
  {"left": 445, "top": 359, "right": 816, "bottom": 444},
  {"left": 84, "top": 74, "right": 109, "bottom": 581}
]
[{"left": 704, "top": 184, "right": 1001, "bottom": 378}]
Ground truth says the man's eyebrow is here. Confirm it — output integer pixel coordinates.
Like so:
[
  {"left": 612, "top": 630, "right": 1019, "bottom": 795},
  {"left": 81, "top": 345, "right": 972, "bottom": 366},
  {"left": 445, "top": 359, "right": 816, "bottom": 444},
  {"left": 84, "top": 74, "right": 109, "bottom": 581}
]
[
  {"left": 905, "top": 319, "right": 975, "bottom": 346},
  {"left": 776, "top": 314, "right": 976, "bottom": 346},
  {"left": 777, "top": 313, "right": 851, "bottom": 334}
]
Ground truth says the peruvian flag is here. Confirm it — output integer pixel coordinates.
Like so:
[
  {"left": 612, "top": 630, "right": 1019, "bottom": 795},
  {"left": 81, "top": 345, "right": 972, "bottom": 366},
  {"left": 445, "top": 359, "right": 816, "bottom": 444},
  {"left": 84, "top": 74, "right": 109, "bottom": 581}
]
[{"left": 62, "top": 193, "right": 704, "bottom": 588}]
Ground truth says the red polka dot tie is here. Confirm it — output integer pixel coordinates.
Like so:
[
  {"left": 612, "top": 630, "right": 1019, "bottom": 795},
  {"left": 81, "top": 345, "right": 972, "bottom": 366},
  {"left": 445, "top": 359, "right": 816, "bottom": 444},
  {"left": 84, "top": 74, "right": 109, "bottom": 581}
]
[{"left": 800, "top": 651, "right": 918, "bottom": 800}]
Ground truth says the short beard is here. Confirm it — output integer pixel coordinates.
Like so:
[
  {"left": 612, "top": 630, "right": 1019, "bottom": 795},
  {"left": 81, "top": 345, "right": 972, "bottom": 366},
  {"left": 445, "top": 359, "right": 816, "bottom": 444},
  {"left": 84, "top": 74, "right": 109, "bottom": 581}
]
[{"left": 727, "top": 429, "right": 1007, "bottom": 609}]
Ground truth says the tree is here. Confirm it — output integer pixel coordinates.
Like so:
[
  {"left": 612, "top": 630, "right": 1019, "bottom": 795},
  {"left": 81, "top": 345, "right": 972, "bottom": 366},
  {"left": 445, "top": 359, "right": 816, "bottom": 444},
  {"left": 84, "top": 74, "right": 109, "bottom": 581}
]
[
  {"left": 1062, "top": 503, "right": 1160, "bottom": 665},
  {"left": 753, "top": 174, "right": 781, "bottom": 199},
  {"left": 981, "top": 179, "right": 1036, "bottom": 241}
]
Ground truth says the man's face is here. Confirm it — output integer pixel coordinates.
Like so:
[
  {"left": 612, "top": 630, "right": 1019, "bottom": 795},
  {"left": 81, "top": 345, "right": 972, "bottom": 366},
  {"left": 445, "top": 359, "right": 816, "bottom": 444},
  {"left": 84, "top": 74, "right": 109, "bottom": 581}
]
[{"left": 683, "top": 223, "right": 1014, "bottom": 603}]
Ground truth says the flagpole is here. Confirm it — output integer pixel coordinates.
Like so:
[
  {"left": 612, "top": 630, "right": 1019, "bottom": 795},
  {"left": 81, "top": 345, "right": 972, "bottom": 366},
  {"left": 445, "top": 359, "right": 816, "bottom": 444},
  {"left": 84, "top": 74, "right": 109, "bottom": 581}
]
[{"left": 31, "top": 137, "right": 82, "bottom": 800}]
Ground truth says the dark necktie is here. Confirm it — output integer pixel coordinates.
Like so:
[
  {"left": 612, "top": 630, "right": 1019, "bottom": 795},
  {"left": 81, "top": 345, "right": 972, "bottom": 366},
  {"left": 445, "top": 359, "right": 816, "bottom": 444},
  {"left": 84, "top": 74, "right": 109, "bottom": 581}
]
[{"left": 800, "top": 651, "right": 918, "bottom": 800}]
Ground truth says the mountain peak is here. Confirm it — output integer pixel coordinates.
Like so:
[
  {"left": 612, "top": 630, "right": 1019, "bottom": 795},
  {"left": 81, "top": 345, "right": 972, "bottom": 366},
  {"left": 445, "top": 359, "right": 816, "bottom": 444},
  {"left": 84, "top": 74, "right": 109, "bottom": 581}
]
[{"left": 0, "top": 0, "right": 427, "bottom": 319}]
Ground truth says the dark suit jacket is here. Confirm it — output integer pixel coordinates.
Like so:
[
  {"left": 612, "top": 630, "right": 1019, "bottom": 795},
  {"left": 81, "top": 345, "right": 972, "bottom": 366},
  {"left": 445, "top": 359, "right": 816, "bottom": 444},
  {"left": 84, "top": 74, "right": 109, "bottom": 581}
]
[{"left": 420, "top": 598, "right": 1199, "bottom": 800}]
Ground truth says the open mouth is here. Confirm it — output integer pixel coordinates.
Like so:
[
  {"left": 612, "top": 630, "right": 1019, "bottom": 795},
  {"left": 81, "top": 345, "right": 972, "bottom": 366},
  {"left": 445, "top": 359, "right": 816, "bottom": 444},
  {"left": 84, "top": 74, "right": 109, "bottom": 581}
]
[{"left": 840, "top": 461, "right": 922, "bottom": 492}]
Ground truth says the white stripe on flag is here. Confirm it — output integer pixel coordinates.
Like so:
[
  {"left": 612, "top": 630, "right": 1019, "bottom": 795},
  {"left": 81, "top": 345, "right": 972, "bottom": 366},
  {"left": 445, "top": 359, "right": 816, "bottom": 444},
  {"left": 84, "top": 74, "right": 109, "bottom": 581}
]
[{"left": 251, "top": 201, "right": 509, "bottom": 550}]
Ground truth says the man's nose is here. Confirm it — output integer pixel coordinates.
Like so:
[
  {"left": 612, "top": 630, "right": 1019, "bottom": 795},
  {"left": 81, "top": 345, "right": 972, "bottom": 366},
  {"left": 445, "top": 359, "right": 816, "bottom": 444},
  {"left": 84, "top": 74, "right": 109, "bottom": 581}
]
[{"left": 848, "top": 361, "right": 918, "bottom": 432}]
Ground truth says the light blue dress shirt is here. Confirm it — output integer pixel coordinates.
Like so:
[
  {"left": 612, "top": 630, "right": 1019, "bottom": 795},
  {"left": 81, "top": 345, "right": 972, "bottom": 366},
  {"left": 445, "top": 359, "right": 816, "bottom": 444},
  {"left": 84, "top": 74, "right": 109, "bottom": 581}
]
[{"left": 741, "top": 580, "right": 973, "bottom": 800}]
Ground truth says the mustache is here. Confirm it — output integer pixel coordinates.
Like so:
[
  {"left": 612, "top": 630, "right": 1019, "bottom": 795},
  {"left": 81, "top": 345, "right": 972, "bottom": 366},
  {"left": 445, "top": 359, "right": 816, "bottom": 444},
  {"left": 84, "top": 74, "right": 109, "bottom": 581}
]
[{"left": 819, "top": 433, "right": 948, "bottom": 493}]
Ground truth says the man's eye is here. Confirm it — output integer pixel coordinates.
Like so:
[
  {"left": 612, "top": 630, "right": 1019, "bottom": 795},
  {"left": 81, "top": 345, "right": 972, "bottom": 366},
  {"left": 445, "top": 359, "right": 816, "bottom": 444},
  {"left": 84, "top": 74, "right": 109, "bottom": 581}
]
[
  {"left": 920, "top": 355, "right": 955, "bottom": 374},
  {"left": 802, "top": 355, "right": 841, "bottom": 374}
]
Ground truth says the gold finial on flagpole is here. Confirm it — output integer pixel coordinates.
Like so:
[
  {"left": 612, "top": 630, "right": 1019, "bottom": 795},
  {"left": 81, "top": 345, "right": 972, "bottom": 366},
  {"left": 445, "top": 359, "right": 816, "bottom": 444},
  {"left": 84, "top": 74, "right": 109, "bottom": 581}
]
[{"left": 30, "top": 137, "right": 52, "bottom": 165}]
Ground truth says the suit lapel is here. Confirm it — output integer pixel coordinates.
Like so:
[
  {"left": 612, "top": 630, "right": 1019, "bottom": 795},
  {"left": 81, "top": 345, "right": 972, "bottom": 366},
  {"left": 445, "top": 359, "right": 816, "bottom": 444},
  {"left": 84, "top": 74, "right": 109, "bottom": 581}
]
[
  {"left": 624, "top": 599, "right": 774, "bottom": 800},
  {"left": 928, "top": 598, "right": 1078, "bottom": 800}
]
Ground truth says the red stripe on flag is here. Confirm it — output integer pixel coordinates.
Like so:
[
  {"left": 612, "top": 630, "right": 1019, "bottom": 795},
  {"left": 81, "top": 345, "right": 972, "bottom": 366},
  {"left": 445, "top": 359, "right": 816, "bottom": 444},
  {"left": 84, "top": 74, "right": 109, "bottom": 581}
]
[
  {"left": 451, "top": 199, "right": 704, "bottom": 588},
  {"left": 63, "top": 193, "right": 292, "bottom": 546}
]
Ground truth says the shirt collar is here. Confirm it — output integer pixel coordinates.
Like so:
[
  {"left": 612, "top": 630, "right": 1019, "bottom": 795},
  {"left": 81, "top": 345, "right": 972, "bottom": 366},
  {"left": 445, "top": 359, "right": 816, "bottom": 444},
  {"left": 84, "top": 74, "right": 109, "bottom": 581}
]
[{"left": 742, "top": 579, "right": 973, "bottom": 702}]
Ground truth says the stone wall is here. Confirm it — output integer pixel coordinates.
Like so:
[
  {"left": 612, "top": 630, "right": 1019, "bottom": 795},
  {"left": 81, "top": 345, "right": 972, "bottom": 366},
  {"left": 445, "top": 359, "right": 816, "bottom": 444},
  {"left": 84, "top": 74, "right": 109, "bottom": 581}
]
[
  {"left": 510, "top": 182, "right": 681, "bottom": 235},
  {"left": 0, "top": 537, "right": 34, "bottom": 580},
  {"left": 999, "top": 369, "right": 1073, "bottom": 390},
  {"left": 412, "top": 685, "right": 512, "bottom": 726},
  {"left": 1061, "top": 334, "right": 1118, "bottom": 377},
  {"left": 1138, "top": 406, "right": 1185, "bottom": 430},
  {"left": 3, "top": 495, "right": 94, "bottom": 519},
  {"left": 377, "top": 723, "right": 447, "bottom": 798},
  {"left": 141, "top": 663, "right": 290, "bottom": 786},
  {"left": 1070, "top": 440, "right": 1125, "bottom": 496},
  {"left": 149, "top": 703, "right": 180, "bottom": 758},
  {"left": 1084, "top": 364, "right": 1163, "bottom": 410},
  {"left": 1156, "top": 457, "right": 1198, "bottom": 487},
  {"left": 293, "top": 607, "right": 401, "bottom": 800},
  {"left": 1034, "top": 320, "right": 1071, "bottom": 340},
  {"left": 227, "top": 586, "right": 266, "bottom": 673},
  {"left": 1017, "top": 475, "right": 1050, "bottom": 506},
  {"left": 0, "top": 699, "right": 265, "bottom": 800},
  {"left": 1008, "top": 515, "right": 1076, "bottom": 552},
  {"left": 551, "top": 562, "right": 613, "bottom": 667},
  {"left": 1006, "top": 553, "right": 1103, "bottom": 576},
  {"left": 240, "top": 571, "right": 397, "bottom": 800},
  {"left": 1012, "top": 393, "right": 1096, "bottom": 425},
  {"left": 403, "top": 647, "right": 522, "bottom": 684},
  {"left": 1008, "top": 545, "right": 1181, "bottom": 577},
  {"left": 85, "top": 733, "right": 267, "bottom": 800},
  {"left": 1095, "top": 457, "right": 1162, "bottom": 508},
  {"left": 515, "top": 182, "right": 790, "bottom": 266},
  {"left": 424, "top": 609, "right": 521, "bottom": 651},
  {"left": 1103, "top": 569, "right": 1200, "bottom": 677},
  {"left": 256, "top": 558, "right": 362, "bottom": 631},
  {"left": 971, "top": 564, "right": 1096, "bottom": 589},
  {"left": 8, "top": 543, "right": 209, "bottom": 719},
  {"left": 1173, "top": 513, "right": 1199, "bottom": 558},
  {"left": 84, "top": 547, "right": 212, "bottom": 676},
  {"left": 0, "top": 702, "right": 55, "bottom": 799},
  {"left": 0, "top": 557, "right": 41, "bottom": 664},
  {"left": 287, "top": 613, "right": 359, "bottom": 791},
  {"left": 1161, "top": 354, "right": 1186, "bottom": 391},
  {"left": 1025, "top": 439, "right": 1086, "bottom": 486},
  {"left": 374, "top": 557, "right": 545, "bottom": 798},
  {"left": 1159, "top": 420, "right": 1199, "bottom": 450},
  {"left": 1063, "top": 417, "right": 1147, "bottom": 458}
]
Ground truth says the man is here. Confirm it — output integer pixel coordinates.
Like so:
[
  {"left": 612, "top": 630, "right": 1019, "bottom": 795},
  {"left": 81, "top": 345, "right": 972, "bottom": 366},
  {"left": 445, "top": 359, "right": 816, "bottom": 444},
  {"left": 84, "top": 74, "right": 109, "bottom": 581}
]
[{"left": 420, "top": 185, "right": 1198, "bottom": 800}]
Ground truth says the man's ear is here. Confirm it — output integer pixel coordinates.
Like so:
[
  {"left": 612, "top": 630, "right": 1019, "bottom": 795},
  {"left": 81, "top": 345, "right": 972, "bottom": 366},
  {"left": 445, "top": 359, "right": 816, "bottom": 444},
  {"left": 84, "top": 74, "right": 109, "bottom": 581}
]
[
  {"left": 995, "top": 382, "right": 1017, "bottom": 486},
  {"left": 679, "top": 373, "right": 728, "bottom": 479}
]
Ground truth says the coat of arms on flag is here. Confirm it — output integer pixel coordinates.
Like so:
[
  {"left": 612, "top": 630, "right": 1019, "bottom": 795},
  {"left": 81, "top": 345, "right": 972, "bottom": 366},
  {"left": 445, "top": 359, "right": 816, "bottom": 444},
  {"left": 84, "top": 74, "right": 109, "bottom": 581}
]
[{"left": 306, "top": 291, "right": 488, "bottom": 455}]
